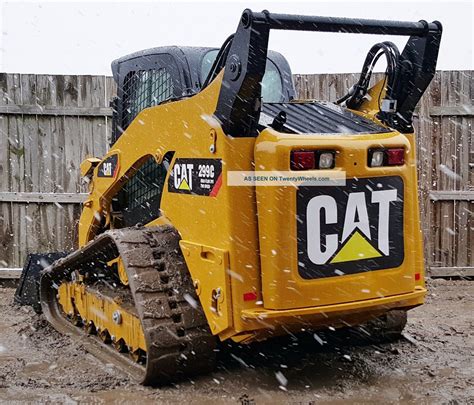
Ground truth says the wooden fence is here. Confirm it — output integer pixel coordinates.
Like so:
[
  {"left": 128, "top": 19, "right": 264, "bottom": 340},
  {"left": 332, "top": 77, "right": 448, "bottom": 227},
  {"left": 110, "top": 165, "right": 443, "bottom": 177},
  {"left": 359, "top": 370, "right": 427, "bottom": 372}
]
[
  {"left": 0, "top": 71, "right": 472, "bottom": 277},
  {"left": 0, "top": 74, "right": 114, "bottom": 268}
]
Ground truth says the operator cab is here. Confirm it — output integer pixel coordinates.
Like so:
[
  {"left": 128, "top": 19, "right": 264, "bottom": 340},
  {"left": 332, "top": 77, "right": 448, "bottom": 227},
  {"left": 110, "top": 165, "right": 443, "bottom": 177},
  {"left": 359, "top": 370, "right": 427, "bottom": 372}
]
[
  {"left": 111, "top": 46, "right": 295, "bottom": 144},
  {"left": 111, "top": 44, "right": 391, "bottom": 145}
]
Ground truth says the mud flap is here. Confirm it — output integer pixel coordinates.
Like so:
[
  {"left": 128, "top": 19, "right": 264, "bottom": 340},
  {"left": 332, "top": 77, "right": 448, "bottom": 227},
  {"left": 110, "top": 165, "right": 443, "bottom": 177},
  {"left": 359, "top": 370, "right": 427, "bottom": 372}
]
[{"left": 14, "top": 252, "right": 69, "bottom": 313}]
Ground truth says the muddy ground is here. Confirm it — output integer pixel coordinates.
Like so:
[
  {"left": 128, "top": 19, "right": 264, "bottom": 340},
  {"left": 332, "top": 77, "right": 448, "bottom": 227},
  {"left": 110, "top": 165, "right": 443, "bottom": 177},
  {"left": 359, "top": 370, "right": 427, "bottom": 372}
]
[{"left": 0, "top": 279, "right": 472, "bottom": 404}]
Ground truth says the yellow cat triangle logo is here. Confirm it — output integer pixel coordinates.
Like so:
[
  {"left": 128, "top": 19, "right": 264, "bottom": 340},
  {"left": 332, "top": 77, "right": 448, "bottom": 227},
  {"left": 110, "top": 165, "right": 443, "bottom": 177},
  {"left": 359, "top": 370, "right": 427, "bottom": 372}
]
[
  {"left": 330, "top": 230, "right": 382, "bottom": 264},
  {"left": 178, "top": 178, "right": 191, "bottom": 191}
]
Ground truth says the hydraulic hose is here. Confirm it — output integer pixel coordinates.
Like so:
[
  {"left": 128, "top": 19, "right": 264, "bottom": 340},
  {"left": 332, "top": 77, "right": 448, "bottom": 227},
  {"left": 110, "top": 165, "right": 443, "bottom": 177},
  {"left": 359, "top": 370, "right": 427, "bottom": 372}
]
[
  {"left": 338, "top": 41, "right": 400, "bottom": 110},
  {"left": 202, "top": 35, "right": 234, "bottom": 89}
]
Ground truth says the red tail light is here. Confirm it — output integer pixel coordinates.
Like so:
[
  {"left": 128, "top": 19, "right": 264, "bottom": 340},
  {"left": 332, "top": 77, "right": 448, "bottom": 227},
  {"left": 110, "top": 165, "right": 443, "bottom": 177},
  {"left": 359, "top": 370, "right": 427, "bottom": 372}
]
[
  {"left": 291, "top": 150, "right": 336, "bottom": 170},
  {"left": 387, "top": 148, "right": 405, "bottom": 165},
  {"left": 291, "top": 151, "right": 315, "bottom": 170}
]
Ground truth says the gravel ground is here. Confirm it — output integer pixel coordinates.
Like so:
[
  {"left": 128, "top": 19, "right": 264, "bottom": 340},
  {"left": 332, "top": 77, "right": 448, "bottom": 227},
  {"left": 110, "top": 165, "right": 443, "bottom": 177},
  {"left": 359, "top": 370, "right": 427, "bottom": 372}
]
[{"left": 0, "top": 279, "right": 472, "bottom": 404}]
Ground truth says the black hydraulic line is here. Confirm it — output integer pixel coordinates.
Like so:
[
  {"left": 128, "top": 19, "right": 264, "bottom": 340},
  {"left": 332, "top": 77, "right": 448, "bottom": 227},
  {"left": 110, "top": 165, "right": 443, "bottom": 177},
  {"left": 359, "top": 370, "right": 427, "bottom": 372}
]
[
  {"left": 344, "top": 41, "right": 400, "bottom": 109},
  {"left": 202, "top": 35, "right": 234, "bottom": 89}
]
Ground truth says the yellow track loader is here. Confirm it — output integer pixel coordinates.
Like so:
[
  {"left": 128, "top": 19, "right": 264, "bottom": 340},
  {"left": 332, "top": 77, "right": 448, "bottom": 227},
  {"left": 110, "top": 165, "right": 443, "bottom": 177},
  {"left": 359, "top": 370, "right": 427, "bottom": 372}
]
[{"left": 15, "top": 9, "right": 442, "bottom": 384}]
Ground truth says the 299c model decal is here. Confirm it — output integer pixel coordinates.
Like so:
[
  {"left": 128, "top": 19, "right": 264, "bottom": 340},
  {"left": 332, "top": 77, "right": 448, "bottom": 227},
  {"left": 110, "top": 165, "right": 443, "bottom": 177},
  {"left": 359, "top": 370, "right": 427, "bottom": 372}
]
[
  {"left": 168, "top": 158, "right": 222, "bottom": 196},
  {"left": 297, "top": 176, "right": 404, "bottom": 279}
]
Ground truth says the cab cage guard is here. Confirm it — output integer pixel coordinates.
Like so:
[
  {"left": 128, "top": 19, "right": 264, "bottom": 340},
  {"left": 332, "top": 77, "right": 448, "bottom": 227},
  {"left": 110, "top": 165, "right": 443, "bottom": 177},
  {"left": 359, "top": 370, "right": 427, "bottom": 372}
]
[{"left": 214, "top": 9, "right": 442, "bottom": 136}]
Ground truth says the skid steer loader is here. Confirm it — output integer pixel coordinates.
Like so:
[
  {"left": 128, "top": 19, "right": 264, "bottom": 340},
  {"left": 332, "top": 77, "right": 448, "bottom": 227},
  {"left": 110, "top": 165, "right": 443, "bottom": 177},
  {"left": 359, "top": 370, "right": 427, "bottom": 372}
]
[{"left": 15, "top": 9, "right": 442, "bottom": 384}]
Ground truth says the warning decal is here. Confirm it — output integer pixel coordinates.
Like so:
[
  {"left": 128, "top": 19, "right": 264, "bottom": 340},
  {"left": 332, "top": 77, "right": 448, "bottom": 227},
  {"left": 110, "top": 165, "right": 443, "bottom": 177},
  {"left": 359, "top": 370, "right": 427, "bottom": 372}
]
[
  {"left": 297, "top": 176, "right": 404, "bottom": 279},
  {"left": 168, "top": 158, "right": 222, "bottom": 196}
]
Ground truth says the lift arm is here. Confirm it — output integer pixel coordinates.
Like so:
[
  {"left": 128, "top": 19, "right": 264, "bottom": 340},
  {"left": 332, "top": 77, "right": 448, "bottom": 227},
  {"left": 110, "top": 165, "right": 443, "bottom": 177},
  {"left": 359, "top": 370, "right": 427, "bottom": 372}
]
[{"left": 214, "top": 9, "right": 442, "bottom": 136}]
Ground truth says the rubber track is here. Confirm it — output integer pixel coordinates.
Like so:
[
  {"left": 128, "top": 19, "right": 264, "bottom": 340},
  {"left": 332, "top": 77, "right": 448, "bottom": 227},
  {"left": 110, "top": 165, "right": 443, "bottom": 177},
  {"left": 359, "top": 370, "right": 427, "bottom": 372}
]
[{"left": 40, "top": 225, "right": 216, "bottom": 385}]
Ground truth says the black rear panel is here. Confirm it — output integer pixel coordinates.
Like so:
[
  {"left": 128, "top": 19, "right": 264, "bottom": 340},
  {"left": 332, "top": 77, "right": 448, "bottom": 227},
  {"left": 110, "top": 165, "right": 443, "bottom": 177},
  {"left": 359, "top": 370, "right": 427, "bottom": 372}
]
[{"left": 261, "top": 102, "right": 390, "bottom": 134}]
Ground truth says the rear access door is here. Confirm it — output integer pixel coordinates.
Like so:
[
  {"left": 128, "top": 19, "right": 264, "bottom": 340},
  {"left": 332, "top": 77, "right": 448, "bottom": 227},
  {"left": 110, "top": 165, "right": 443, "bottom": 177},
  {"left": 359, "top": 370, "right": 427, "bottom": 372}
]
[{"left": 255, "top": 102, "right": 422, "bottom": 310}]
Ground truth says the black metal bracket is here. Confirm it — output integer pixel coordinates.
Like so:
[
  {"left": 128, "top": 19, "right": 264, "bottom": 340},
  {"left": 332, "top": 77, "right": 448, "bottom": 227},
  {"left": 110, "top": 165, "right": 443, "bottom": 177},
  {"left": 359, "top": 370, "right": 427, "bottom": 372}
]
[
  {"left": 14, "top": 252, "right": 69, "bottom": 313},
  {"left": 382, "top": 21, "right": 443, "bottom": 132},
  {"left": 214, "top": 9, "right": 442, "bottom": 136}
]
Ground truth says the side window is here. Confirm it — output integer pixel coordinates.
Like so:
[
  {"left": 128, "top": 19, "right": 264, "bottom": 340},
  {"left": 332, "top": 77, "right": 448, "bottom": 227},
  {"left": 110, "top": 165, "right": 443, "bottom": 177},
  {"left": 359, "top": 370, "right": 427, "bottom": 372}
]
[
  {"left": 122, "top": 68, "right": 174, "bottom": 130},
  {"left": 112, "top": 155, "right": 170, "bottom": 227},
  {"left": 261, "top": 59, "right": 283, "bottom": 103},
  {"left": 200, "top": 49, "right": 219, "bottom": 85}
]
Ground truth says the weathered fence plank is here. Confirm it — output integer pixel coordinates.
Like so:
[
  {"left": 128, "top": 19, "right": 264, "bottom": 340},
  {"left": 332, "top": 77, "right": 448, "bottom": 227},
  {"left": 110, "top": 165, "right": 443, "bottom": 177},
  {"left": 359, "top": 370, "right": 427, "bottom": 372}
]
[
  {"left": 0, "top": 192, "right": 87, "bottom": 203},
  {"left": 429, "top": 191, "right": 474, "bottom": 201},
  {"left": 429, "top": 105, "right": 474, "bottom": 116},
  {"left": 0, "top": 105, "right": 113, "bottom": 116},
  {"left": 0, "top": 268, "right": 22, "bottom": 279},
  {"left": 430, "top": 267, "right": 474, "bottom": 278}
]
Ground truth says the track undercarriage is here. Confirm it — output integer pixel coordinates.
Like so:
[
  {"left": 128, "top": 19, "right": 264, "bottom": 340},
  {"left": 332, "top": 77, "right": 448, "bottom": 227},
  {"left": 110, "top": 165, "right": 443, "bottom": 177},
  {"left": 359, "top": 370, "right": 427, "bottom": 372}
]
[{"left": 40, "top": 226, "right": 216, "bottom": 385}]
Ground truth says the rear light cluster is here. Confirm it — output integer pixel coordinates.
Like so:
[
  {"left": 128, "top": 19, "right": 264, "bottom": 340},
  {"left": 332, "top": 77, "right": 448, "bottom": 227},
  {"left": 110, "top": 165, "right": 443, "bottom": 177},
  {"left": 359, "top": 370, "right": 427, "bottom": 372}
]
[
  {"left": 368, "top": 148, "right": 405, "bottom": 167},
  {"left": 291, "top": 150, "right": 335, "bottom": 170},
  {"left": 290, "top": 148, "right": 405, "bottom": 170}
]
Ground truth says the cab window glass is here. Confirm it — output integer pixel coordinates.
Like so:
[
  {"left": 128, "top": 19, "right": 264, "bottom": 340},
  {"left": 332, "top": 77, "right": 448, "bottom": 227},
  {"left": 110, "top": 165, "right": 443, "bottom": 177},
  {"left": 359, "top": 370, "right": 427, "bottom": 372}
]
[
  {"left": 200, "top": 50, "right": 219, "bottom": 84},
  {"left": 261, "top": 60, "right": 283, "bottom": 103},
  {"left": 122, "top": 69, "right": 174, "bottom": 129}
]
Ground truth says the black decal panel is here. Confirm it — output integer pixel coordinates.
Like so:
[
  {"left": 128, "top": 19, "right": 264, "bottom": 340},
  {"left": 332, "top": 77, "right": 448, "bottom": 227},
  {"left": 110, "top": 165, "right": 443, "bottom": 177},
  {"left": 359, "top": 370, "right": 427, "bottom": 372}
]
[
  {"left": 168, "top": 158, "right": 222, "bottom": 196},
  {"left": 297, "top": 176, "right": 404, "bottom": 279},
  {"left": 97, "top": 154, "right": 119, "bottom": 178}
]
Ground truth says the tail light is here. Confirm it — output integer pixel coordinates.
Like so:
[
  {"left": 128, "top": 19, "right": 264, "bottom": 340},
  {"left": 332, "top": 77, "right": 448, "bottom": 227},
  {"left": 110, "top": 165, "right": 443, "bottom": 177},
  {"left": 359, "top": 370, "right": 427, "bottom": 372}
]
[
  {"left": 387, "top": 148, "right": 405, "bottom": 165},
  {"left": 291, "top": 151, "right": 315, "bottom": 170},
  {"left": 368, "top": 148, "right": 405, "bottom": 167},
  {"left": 291, "top": 150, "right": 335, "bottom": 170}
]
